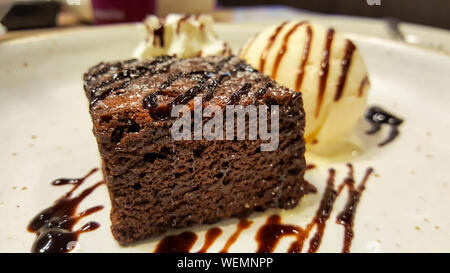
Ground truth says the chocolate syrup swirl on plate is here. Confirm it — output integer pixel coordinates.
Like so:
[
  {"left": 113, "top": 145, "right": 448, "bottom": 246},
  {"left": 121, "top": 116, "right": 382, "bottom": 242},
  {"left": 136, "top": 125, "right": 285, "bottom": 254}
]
[
  {"left": 336, "top": 164, "right": 374, "bottom": 253},
  {"left": 154, "top": 231, "right": 198, "bottom": 253},
  {"left": 197, "top": 227, "right": 223, "bottom": 253},
  {"left": 256, "top": 169, "right": 338, "bottom": 253},
  {"left": 255, "top": 165, "right": 374, "bottom": 253},
  {"left": 154, "top": 219, "right": 252, "bottom": 253},
  {"left": 305, "top": 169, "right": 338, "bottom": 253},
  {"left": 27, "top": 169, "right": 104, "bottom": 253},
  {"left": 220, "top": 219, "right": 253, "bottom": 253},
  {"left": 365, "top": 106, "right": 403, "bottom": 146},
  {"left": 255, "top": 214, "right": 302, "bottom": 253}
]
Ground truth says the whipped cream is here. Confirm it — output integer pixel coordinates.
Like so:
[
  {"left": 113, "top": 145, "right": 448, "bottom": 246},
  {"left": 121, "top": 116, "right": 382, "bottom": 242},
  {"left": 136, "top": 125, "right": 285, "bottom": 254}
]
[
  {"left": 240, "top": 21, "right": 370, "bottom": 149},
  {"left": 134, "top": 14, "right": 231, "bottom": 59}
]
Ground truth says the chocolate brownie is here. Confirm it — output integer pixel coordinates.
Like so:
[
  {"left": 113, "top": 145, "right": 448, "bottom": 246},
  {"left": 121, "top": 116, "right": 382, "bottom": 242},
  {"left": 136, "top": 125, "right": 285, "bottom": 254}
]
[{"left": 83, "top": 55, "right": 311, "bottom": 245}]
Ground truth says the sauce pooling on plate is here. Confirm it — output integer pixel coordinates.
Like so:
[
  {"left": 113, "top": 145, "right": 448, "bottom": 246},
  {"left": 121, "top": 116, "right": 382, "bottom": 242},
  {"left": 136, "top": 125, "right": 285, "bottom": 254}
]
[
  {"left": 256, "top": 214, "right": 303, "bottom": 253},
  {"left": 365, "top": 106, "right": 403, "bottom": 146},
  {"left": 27, "top": 168, "right": 104, "bottom": 253},
  {"left": 154, "top": 231, "right": 198, "bottom": 253}
]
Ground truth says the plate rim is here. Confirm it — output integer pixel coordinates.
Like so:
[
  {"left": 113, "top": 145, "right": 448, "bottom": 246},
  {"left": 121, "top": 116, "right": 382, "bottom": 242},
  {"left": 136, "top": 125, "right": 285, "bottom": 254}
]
[{"left": 2, "top": 21, "right": 450, "bottom": 58}]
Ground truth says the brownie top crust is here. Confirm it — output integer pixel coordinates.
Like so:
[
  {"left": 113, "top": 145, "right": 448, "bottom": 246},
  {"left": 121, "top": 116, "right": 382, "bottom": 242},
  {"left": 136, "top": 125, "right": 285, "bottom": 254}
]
[
  {"left": 83, "top": 55, "right": 309, "bottom": 245},
  {"left": 83, "top": 55, "right": 301, "bottom": 123}
]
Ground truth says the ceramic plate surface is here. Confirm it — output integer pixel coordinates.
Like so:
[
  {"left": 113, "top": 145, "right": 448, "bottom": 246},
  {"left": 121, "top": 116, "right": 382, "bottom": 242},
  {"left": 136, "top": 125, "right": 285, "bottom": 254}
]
[{"left": 1, "top": 22, "right": 449, "bottom": 253}]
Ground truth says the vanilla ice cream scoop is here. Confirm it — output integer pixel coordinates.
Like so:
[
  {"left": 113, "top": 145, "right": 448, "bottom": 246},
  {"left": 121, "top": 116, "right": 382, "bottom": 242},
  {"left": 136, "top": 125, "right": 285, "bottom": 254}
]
[
  {"left": 134, "top": 14, "right": 231, "bottom": 59},
  {"left": 240, "top": 21, "right": 370, "bottom": 147}
]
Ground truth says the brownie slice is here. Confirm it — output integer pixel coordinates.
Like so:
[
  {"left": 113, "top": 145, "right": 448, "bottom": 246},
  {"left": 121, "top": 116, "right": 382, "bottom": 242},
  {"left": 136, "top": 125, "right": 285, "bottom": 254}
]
[{"left": 83, "top": 55, "right": 311, "bottom": 245}]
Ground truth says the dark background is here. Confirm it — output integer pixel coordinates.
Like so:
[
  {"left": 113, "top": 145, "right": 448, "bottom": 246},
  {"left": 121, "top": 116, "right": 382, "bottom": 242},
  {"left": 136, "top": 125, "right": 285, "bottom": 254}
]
[{"left": 219, "top": 0, "right": 450, "bottom": 30}]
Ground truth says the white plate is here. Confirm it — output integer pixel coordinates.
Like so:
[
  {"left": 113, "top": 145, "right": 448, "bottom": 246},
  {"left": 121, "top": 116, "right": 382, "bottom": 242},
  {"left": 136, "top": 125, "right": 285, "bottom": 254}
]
[{"left": 1, "top": 23, "right": 449, "bottom": 253}]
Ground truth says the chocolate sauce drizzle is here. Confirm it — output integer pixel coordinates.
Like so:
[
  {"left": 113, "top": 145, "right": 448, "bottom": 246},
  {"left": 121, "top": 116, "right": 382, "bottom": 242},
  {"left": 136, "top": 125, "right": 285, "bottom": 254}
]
[
  {"left": 142, "top": 70, "right": 211, "bottom": 119},
  {"left": 334, "top": 41, "right": 356, "bottom": 101},
  {"left": 253, "top": 82, "right": 273, "bottom": 101},
  {"left": 219, "top": 219, "right": 253, "bottom": 253},
  {"left": 316, "top": 28, "right": 335, "bottom": 117},
  {"left": 255, "top": 169, "right": 338, "bottom": 253},
  {"left": 27, "top": 169, "right": 104, "bottom": 253},
  {"left": 176, "top": 15, "right": 191, "bottom": 34},
  {"left": 244, "top": 24, "right": 361, "bottom": 109},
  {"left": 295, "top": 24, "right": 313, "bottom": 91},
  {"left": 153, "top": 18, "right": 165, "bottom": 47},
  {"left": 358, "top": 76, "right": 369, "bottom": 97},
  {"left": 260, "top": 21, "right": 288, "bottom": 73},
  {"left": 90, "top": 55, "right": 261, "bottom": 120},
  {"left": 197, "top": 227, "right": 223, "bottom": 253},
  {"left": 336, "top": 164, "right": 374, "bottom": 253},
  {"left": 255, "top": 165, "right": 373, "bottom": 253},
  {"left": 271, "top": 21, "right": 306, "bottom": 79},
  {"left": 142, "top": 56, "right": 259, "bottom": 120},
  {"left": 365, "top": 106, "right": 403, "bottom": 146},
  {"left": 89, "top": 56, "right": 175, "bottom": 107},
  {"left": 227, "top": 83, "right": 252, "bottom": 105},
  {"left": 154, "top": 231, "right": 198, "bottom": 253},
  {"left": 256, "top": 214, "right": 303, "bottom": 253},
  {"left": 305, "top": 169, "right": 337, "bottom": 253},
  {"left": 203, "top": 73, "right": 232, "bottom": 102}
]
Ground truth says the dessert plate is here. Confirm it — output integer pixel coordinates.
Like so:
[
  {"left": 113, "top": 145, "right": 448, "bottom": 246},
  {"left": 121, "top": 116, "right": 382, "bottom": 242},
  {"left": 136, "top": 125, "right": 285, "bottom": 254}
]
[{"left": 1, "top": 23, "right": 449, "bottom": 253}]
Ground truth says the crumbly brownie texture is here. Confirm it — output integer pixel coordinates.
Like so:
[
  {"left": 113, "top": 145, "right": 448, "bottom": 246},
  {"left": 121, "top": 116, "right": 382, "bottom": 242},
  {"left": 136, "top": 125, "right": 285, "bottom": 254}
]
[{"left": 84, "top": 55, "right": 310, "bottom": 245}]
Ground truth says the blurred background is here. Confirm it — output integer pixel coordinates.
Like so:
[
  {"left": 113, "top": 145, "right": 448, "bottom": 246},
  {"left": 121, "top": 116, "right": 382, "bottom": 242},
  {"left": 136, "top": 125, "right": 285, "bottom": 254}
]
[{"left": 0, "top": 0, "right": 449, "bottom": 52}]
